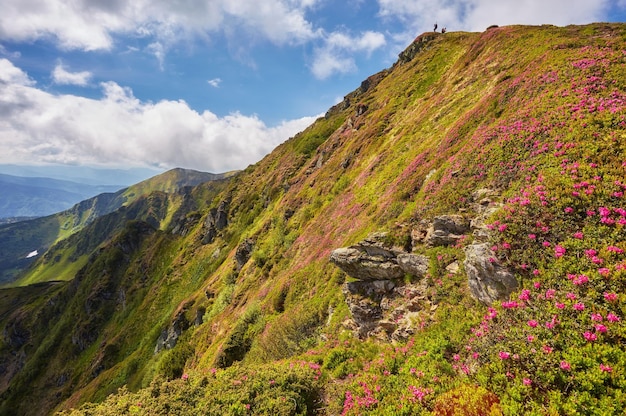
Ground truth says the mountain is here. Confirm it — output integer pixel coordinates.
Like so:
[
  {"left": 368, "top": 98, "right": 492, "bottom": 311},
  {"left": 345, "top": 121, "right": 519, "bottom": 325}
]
[
  {"left": 1, "top": 23, "right": 626, "bottom": 415},
  {"left": 0, "top": 173, "right": 123, "bottom": 218},
  {"left": 0, "top": 168, "right": 228, "bottom": 285},
  {"left": 0, "top": 164, "right": 163, "bottom": 187}
]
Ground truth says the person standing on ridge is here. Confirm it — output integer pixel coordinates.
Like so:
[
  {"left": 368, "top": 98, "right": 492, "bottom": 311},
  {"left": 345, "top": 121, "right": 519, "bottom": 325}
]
[{"left": 434, "top": 22, "right": 438, "bottom": 32}]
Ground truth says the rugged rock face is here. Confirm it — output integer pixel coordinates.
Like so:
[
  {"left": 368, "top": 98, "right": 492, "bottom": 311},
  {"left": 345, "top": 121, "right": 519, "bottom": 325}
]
[
  {"left": 469, "top": 188, "right": 502, "bottom": 242},
  {"left": 397, "top": 32, "right": 440, "bottom": 63},
  {"left": 154, "top": 310, "right": 191, "bottom": 354},
  {"left": 171, "top": 212, "right": 202, "bottom": 236},
  {"left": 235, "top": 238, "right": 255, "bottom": 270},
  {"left": 329, "top": 233, "right": 429, "bottom": 281},
  {"left": 201, "top": 199, "right": 230, "bottom": 244},
  {"left": 342, "top": 278, "right": 436, "bottom": 340},
  {"left": 424, "top": 215, "right": 470, "bottom": 247},
  {"left": 464, "top": 243, "right": 518, "bottom": 305},
  {"left": 331, "top": 233, "right": 433, "bottom": 339}
]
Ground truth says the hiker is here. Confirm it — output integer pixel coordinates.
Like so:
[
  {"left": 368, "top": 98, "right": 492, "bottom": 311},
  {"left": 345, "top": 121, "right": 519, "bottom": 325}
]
[
  {"left": 434, "top": 22, "right": 438, "bottom": 32},
  {"left": 442, "top": 27, "right": 447, "bottom": 34}
]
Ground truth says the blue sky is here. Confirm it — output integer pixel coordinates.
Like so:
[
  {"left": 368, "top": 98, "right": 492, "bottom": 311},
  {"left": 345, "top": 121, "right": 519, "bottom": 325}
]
[{"left": 1, "top": 0, "right": 625, "bottom": 174}]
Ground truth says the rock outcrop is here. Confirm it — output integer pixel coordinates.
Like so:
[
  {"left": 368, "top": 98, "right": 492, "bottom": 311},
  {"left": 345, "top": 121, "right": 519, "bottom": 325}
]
[
  {"left": 342, "top": 278, "right": 436, "bottom": 340},
  {"left": 235, "top": 238, "right": 255, "bottom": 270},
  {"left": 201, "top": 199, "right": 229, "bottom": 244},
  {"left": 330, "top": 233, "right": 433, "bottom": 339},
  {"left": 464, "top": 243, "right": 518, "bottom": 305},
  {"left": 329, "top": 232, "right": 429, "bottom": 281},
  {"left": 154, "top": 310, "right": 191, "bottom": 354},
  {"left": 424, "top": 215, "right": 470, "bottom": 247}
]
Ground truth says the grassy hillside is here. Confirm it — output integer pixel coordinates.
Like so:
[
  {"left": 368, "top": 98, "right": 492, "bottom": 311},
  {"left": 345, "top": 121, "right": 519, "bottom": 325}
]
[{"left": 1, "top": 23, "right": 625, "bottom": 415}]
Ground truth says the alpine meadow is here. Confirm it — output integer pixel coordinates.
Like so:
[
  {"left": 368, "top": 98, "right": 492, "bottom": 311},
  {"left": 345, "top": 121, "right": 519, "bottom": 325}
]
[{"left": 1, "top": 23, "right": 626, "bottom": 415}]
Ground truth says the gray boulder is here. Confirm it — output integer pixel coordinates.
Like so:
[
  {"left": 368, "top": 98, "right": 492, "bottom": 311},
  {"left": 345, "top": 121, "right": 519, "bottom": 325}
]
[
  {"left": 464, "top": 243, "right": 518, "bottom": 305},
  {"left": 329, "top": 232, "right": 430, "bottom": 281},
  {"left": 330, "top": 247, "right": 404, "bottom": 280},
  {"left": 425, "top": 215, "right": 469, "bottom": 247},
  {"left": 397, "top": 253, "right": 430, "bottom": 277}
]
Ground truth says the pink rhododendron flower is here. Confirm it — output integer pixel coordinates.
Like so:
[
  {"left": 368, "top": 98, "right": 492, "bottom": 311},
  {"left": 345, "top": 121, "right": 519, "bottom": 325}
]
[
  {"left": 573, "top": 303, "right": 585, "bottom": 311},
  {"left": 607, "top": 313, "right": 620, "bottom": 322},
  {"left": 545, "top": 289, "right": 556, "bottom": 299},
  {"left": 555, "top": 302, "right": 565, "bottom": 309},
  {"left": 554, "top": 245, "right": 566, "bottom": 257},
  {"left": 598, "top": 268, "right": 611, "bottom": 277},
  {"left": 543, "top": 241, "right": 551, "bottom": 248},
  {"left": 585, "top": 249, "right": 597, "bottom": 257},
  {"left": 573, "top": 231, "right": 584, "bottom": 239},
  {"left": 523, "top": 378, "right": 532, "bottom": 386},
  {"left": 519, "top": 289, "right": 531, "bottom": 301},
  {"left": 528, "top": 234, "right": 537, "bottom": 240},
  {"left": 595, "top": 324, "right": 607, "bottom": 333},
  {"left": 600, "top": 364, "right": 612, "bottom": 373},
  {"left": 560, "top": 361, "right": 571, "bottom": 371},
  {"left": 573, "top": 275, "right": 589, "bottom": 285},
  {"left": 564, "top": 207, "right": 574, "bottom": 213},
  {"left": 527, "top": 320, "right": 538, "bottom": 328},
  {"left": 604, "top": 292, "right": 618, "bottom": 302},
  {"left": 583, "top": 331, "right": 597, "bottom": 341},
  {"left": 527, "top": 335, "right": 535, "bottom": 342},
  {"left": 591, "top": 313, "right": 603, "bottom": 322},
  {"left": 501, "top": 301, "right": 519, "bottom": 309},
  {"left": 566, "top": 292, "right": 577, "bottom": 300},
  {"left": 499, "top": 351, "right": 511, "bottom": 360}
]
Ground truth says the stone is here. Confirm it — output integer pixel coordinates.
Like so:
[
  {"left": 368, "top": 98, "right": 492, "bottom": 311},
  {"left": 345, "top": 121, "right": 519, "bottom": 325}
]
[
  {"left": 154, "top": 311, "right": 190, "bottom": 354},
  {"left": 330, "top": 246, "right": 405, "bottom": 281},
  {"left": 201, "top": 199, "right": 229, "bottom": 244},
  {"left": 330, "top": 232, "right": 429, "bottom": 281},
  {"left": 235, "top": 238, "right": 254, "bottom": 270},
  {"left": 396, "top": 253, "right": 429, "bottom": 277},
  {"left": 445, "top": 261, "right": 460, "bottom": 274},
  {"left": 464, "top": 243, "right": 518, "bottom": 305},
  {"left": 424, "top": 215, "right": 469, "bottom": 247}
]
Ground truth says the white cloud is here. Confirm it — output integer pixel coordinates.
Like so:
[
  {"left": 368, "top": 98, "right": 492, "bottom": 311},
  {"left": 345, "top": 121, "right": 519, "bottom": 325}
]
[
  {"left": 311, "top": 30, "right": 386, "bottom": 79},
  {"left": 0, "top": 0, "right": 321, "bottom": 52},
  {"left": 377, "top": 0, "right": 612, "bottom": 35},
  {"left": 0, "top": 60, "right": 316, "bottom": 173},
  {"left": 52, "top": 63, "right": 92, "bottom": 86},
  {"left": 208, "top": 78, "right": 222, "bottom": 88},
  {"left": 0, "top": 58, "right": 35, "bottom": 86}
]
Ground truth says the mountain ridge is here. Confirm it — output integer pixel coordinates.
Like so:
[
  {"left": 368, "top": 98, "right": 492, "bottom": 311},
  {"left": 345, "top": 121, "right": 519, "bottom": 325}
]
[{"left": 0, "top": 168, "right": 228, "bottom": 285}]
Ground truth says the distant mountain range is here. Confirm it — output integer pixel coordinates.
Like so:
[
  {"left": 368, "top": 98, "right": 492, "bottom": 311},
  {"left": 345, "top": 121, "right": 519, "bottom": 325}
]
[
  {"left": 0, "top": 173, "right": 123, "bottom": 218},
  {"left": 0, "top": 164, "right": 162, "bottom": 186}
]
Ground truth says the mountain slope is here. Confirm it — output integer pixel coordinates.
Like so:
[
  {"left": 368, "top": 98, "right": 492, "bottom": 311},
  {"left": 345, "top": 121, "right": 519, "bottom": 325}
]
[
  {"left": 0, "top": 168, "right": 227, "bottom": 285},
  {"left": 1, "top": 23, "right": 625, "bottom": 415}
]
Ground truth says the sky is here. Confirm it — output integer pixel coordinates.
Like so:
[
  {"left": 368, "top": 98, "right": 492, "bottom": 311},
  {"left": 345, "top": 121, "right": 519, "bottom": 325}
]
[{"left": 1, "top": 0, "right": 625, "bottom": 175}]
